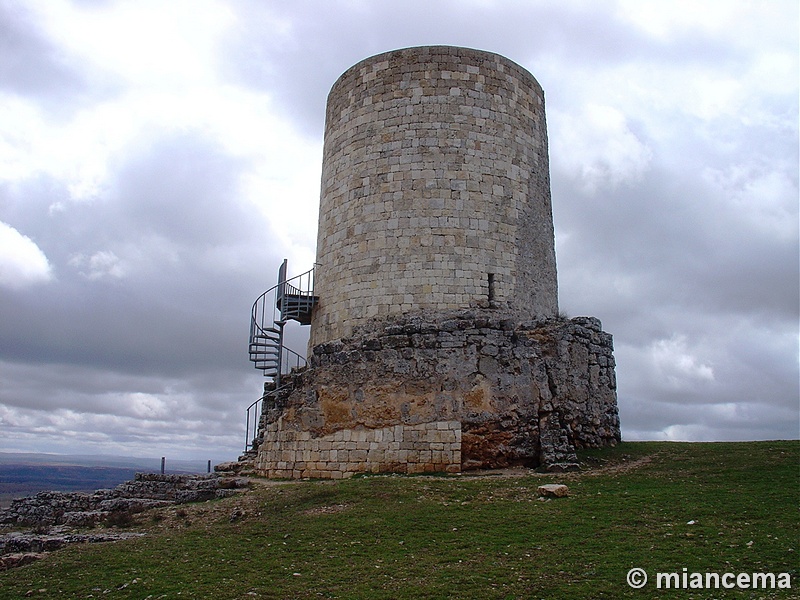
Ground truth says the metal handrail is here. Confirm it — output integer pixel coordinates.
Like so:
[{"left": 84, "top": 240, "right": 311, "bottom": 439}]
[
  {"left": 246, "top": 260, "right": 317, "bottom": 452},
  {"left": 244, "top": 382, "right": 293, "bottom": 452},
  {"left": 249, "top": 261, "right": 316, "bottom": 379},
  {"left": 244, "top": 395, "right": 262, "bottom": 452},
  {"left": 250, "top": 266, "right": 315, "bottom": 333}
]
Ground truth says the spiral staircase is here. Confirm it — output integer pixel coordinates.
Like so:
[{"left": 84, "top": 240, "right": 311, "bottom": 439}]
[{"left": 244, "top": 259, "right": 317, "bottom": 453}]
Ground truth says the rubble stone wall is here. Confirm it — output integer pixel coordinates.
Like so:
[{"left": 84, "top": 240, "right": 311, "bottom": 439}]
[
  {"left": 253, "top": 311, "right": 620, "bottom": 478},
  {"left": 0, "top": 473, "right": 247, "bottom": 527}
]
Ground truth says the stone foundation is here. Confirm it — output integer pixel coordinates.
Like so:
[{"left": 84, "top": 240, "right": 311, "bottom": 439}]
[{"left": 252, "top": 310, "right": 620, "bottom": 478}]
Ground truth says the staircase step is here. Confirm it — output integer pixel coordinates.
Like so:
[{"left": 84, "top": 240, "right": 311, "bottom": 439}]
[
  {"left": 251, "top": 355, "right": 279, "bottom": 364},
  {"left": 251, "top": 361, "right": 279, "bottom": 369},
  {"left": 249, "top": 344, "right": 280, "bottom": 353},
  {"left": 252, "top": 333, "right": 280, "bottom": 342},
  {"left": 254, "top": 359, "right": 278, "bottom": 368}
]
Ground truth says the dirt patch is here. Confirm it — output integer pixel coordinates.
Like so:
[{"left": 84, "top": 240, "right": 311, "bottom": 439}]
[
  {"left": 301, "top": 503, "right": 350, "bottom": 516},
  {"left": 571, "top": 453, "right": 658, "bottom": 478},
  {"left": 453, "top": 453, "right": 659, "bottom": 481}
]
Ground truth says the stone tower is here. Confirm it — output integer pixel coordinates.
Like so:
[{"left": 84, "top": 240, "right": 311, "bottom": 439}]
[
  {"left": 250, "top": 46, "right": 620, "bottom": 478},
  {"left": 311, "top": 46, "right": 558, "bottom": 346}
]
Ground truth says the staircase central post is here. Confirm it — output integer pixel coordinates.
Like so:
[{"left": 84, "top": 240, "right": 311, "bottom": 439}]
[{"left": 275, "top": 320, "right": 285, "bottom": 388}]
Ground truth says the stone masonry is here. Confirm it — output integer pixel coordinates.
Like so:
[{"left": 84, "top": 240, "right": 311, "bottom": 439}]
[
  {"left": 252, "top": 310, "right": 620, "bottom": 477},
  {"left": 255, "top": 421, "right": 461, "bottom": 479},
  {"left": 250, "top": 46, "right": 621, "bottom": 478},
  {"left": 311, "top": 46, "right": 558, "bottom": 346}
]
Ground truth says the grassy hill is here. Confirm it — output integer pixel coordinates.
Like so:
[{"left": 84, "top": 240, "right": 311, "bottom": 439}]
[{"left": 1, "top": 441, "right": 797, "bottom": 599}]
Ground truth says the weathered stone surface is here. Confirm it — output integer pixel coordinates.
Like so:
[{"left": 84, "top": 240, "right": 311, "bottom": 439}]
[
  {"left": 537, "top": 484, "right": 569, "bottom": 498},
  {"left": 214, "top": 461, "right": 243, "bottom": 473},
  {"left": 0, "top": 530, "right": 144, "bottom": 556},
  {"left": 0, "top": 473, "right": 250, "bottom": 570},
  {"left": 251, "top": 310, "right": 619, "bottom": 478}
]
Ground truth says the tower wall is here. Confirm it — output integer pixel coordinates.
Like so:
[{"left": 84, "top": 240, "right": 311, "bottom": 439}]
[{"left": 311, "top": 46, "right": 558, "bottom": 346}]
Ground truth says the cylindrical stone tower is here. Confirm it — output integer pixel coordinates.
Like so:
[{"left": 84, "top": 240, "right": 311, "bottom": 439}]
[
  {"left": 311, "top": 46, "right": 558, "bottom": 346},
  {"left": 250, "top": 47, "right": 621, "bottom": 479}
]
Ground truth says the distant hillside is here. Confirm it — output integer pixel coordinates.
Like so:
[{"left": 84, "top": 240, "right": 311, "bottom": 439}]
[{"left": 0, "top": 465, "right": 138, "bottom": 508}]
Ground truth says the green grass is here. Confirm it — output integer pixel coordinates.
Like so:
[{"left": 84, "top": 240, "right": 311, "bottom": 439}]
[{"left": 1, "top": 441, "right": 797, "bottom": 599}]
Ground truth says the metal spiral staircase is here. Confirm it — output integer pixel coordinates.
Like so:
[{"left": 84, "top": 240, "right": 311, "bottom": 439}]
[{"left": 245, "top": 259, "right": 317, "bottom": 452}]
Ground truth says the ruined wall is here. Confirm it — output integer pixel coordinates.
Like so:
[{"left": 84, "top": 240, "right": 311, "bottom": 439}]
[
  {"left": 253, "top": 312, "right": 620, "bottom": 478},
  {"left": 311, "top": 46, "right": 558, "bottom": 346}
]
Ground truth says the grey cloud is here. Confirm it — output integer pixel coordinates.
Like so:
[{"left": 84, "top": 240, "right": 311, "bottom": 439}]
[
  {"left": 0, "top": 3, "right": 82, "bottom": 96},
  {"left": 0, "top": 132, "right": 284, "bottom": 378},
  {"left": 0, "top": 125, "right": 288, "bottom": 459},
  {"left": 220, "top": 0, "right": 745, "bottom": 138},
  {"left": 109, "top": 134, "right": 255, "bottom": 245}
]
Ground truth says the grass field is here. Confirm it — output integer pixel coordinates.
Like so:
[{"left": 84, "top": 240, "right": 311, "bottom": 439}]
[{"left": 1, "top": 441, "right": 797, "bottom": 599}]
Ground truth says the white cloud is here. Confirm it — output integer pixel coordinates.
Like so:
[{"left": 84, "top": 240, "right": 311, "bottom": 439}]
[
  {"left": 650, "top": 335, "right": 715, "bottom": 389},
  {"left": 0, "top": 221, "right": 52, "bottom": 289},
  {"left": 68, "top": 250, "right": 125, "bottom": 280},
  {"left": 616, "top": 0, "right": 795, "bottom": 46},
  {"left": 29, "top": 0, "right": 234, "bottom": 88},
  {"left": 550, "top": 103, "right": 652, "bottom": 192},
  {"left": 126, "top": 392, "right": 171, "bottom": 419}
]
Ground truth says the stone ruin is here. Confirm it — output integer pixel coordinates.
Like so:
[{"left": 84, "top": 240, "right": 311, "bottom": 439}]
[
  {"left": 0, "top": 472, "right": 249, "bottom": 570},
  {"left": 244, "top": 46, "right": 620, "bottom": 479},
  {"left": 0, "top": 473, "right": 247, "bottom": 529}
]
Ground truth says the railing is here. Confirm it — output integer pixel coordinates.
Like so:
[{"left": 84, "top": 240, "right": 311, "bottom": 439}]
[
  {"left": 246, "top": 260, "right": 317, "bottom": 453},
  {"left": 244, "top": 395, "right": 262, "bottom": 453},
  {"left": 250, "top": 262, "right": 316, "bottom": 340},
  {"left": 244, "top": 383, "right": 292, "bottom": 452},
  {"left": 249, "top": 260, "right": 317, "bottom": 380},
  {"left": 276, "top": 260, "right": 317, "bottom": 325}
]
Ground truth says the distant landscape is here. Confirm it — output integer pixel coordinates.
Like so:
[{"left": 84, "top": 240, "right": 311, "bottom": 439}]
[{"left": 0, "top": 453, "right": 214, "bottom": 508}]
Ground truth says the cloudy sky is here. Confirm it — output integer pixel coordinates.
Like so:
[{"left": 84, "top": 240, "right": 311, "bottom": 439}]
[{"left": 1, "top": 0, "right": 797, "bottom": 463}]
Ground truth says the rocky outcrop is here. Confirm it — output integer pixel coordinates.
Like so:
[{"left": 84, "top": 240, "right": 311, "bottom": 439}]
[
  {"left": 0, "top": 528, "right": 145, "bottom": 566},
  {"left": 0, "top": 472, "right": 250, "bottom": 570},
  {"left": 252, "top": 310, "right": 620, "bottom": 477},
  {"left": 0, "top": 473, "right": 249, "bottom": 527}
]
